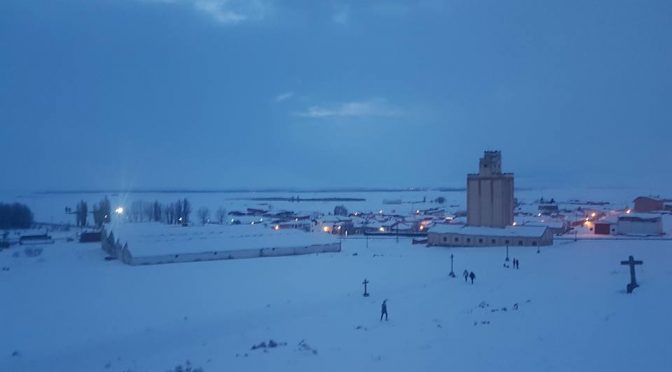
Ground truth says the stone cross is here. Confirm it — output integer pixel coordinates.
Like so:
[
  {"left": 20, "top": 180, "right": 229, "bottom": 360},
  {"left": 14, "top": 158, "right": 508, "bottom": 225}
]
[
  {"left": 362, "top": 279, "right": 370, "bottom": 297},
  {"left": 620, "top": 255, "right": 643, "bottom": 294}
]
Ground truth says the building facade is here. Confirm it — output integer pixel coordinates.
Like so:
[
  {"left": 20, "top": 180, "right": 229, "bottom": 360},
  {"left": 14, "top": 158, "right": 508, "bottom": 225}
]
[
  {"left": 467, "top": 151, "right": 515, "bottom": 227},
  {"left": 617, "top": 213, "right": 663, "bottom": 236},
  {"left": 427, "top": 224, "right": 553, "bottom": 247},
  {"left": 633, "top": 197, "right": 667, "bottom": 213}
]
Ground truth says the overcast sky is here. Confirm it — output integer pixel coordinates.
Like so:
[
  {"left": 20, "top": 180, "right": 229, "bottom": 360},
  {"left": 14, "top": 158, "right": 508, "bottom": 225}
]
[{"left": 1, "top": 0, "right": 671, "bottom": 192}]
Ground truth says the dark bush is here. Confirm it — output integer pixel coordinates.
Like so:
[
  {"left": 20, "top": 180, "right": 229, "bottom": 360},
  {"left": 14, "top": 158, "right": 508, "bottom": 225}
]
[{"left": 0, "top": 202, "right": 34, "bottom": 229}]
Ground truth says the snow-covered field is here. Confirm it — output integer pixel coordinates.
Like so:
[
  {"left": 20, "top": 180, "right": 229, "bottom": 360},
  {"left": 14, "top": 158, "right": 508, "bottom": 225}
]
[
  {"left": 2, "top": 234, "right": 671, "bottom": 372},
  {"left": 2, "top": 188, "right": 671, "bottom": 371}
]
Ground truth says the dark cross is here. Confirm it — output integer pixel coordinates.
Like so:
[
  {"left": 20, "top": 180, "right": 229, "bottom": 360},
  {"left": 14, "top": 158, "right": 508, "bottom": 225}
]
[
  {"left": 449, "top": 254, "right": 456, "bottom": 277},
  {"left": 620, "top": 255, "right": 643, "bottom": 294},
  {"left": 362, "top": 279, "right": 370, "bottom": 297}
]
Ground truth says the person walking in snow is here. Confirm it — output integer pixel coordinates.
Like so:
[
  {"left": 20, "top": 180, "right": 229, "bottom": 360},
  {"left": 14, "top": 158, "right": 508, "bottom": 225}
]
[
  {"left": 469, "top": 271, "right": 476, "bottom": 284},
  {"left": 463, "top": 269, "right": 469, "bottom": 282},
  {"left": 380, "top": 299, "right": 388, "bottom": 321}
]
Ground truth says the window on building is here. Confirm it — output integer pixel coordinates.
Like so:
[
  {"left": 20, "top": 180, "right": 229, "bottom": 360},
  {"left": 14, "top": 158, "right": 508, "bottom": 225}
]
[
  {"left": 532, "top": 241, "right": 537, "bottom": 246},
  {"left": 505, "top": 240, "right": 509, "bottom": 245},
  {"left": 443, "top": 237, "right": 447, "bottom": 242},
  {"left": 518, "top": 241, "right": 523, "bottom": 246},
  {"left": 491, "top": 239, "right": 496, "bottom": 244},
  {"left": 466, "top": 238, "right": 471, "bottom": 243},
  {"left": 478, "top": 238, "right": 483, "bottom": 243},
  {"left": 454, "top": 237, "right": 459, "bottom": 242}
]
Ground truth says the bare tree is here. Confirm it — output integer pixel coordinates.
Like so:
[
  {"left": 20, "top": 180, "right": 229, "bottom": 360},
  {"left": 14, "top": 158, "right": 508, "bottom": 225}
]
[
  {"left": 215, "top": 207, "right": 227, "bottom": 224},
  {"left": 143, "top": 202, "right": 154, "bottom": 222},
  {"left": 130, "top": 200, "right": 144, "bottom": 223},
  {"left": 197, "top": 207, "right": 210, "bottom": 225}
]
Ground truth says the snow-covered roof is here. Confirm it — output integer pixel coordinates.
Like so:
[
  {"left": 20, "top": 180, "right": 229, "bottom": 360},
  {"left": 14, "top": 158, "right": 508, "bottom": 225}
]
[
  {"left": 523, "top": 220, "right": 566, "bottom": 229},
  {"left": 276, "top": 219, "right": 311, "bottom": 226},
  {"left": 429, "top": 224, "right": 548, "bottom": 238},
  {"left": 595, "top": 216, "right": 618, "bottom": 224},
  {"left": 109, "top": 222, "right": 337, "bottom": 257},
  {"left": 618, "top": 213, "right": 662, "bottom": 222},
  {"left": 321, "top": 216, "right": 351, "bottom": 223},
  {"left": 634, "top": 196, "right": 665, "bottom": 202}
]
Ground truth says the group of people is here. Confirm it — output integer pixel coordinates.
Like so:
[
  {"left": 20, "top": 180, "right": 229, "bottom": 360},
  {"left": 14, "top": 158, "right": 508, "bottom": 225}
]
[
  {"left": 377, "top": 256, "right": 526, "bottom": 321},
  {"left": 504, "top": 258, "right": 521, "bottom": 269},
  {"left": 462, "top": 269, "right": 476, "bottom": 284}
]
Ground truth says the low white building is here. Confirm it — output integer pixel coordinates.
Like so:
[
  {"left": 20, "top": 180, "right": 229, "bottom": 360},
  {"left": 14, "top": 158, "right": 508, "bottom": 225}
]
[
  {"left": 102, "top": 223, "right": 340, "bottom": 266},
  {"left": 427, "top": 224, "right": 553, "bottom": 247},
  {"left": 272, "top": 219, "right": 312, "bottom": 232},
  {"left": 617, "top": 213, "right": 663, "bottom": 236}
]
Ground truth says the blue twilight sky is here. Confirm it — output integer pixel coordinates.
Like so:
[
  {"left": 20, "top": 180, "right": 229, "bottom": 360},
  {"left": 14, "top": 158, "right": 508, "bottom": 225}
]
[{"left": 1, "top": 0, "right": 671, "bottom": 191}]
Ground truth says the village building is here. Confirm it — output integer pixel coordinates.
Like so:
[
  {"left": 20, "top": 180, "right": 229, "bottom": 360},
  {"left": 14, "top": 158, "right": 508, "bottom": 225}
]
[
  {"left": 592, "top": 213, "right": 663, "bottom": 236},
  {"left": 273, "top": 219, "right": 313, "bottom": 232},
  {"left": 19, "top": 233, "right": 54, "bottom": 245},
  {"left": 467, "top": 151, "right": 515, "bottom": 228},
  {"left": 594, "top": 217, "right": 618, "bottom": 235},
  {"left": 633, "top": 196, "right": 670, "bottom": 213},
  {"left": 616, "top": 213, "right": 663, "bottom": 236},
  {"left": 538, "top": 203, "right": 559, "bottom": 216},
  {"left": 427, "top": 224, "right": 553, "bottom": 247}
]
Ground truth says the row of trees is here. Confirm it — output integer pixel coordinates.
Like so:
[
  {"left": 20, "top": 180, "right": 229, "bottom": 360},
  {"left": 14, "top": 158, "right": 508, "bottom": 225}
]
[
  {"left": 0, "top": 202, "right": 34, "bottom": 229},
  {"left": 73, "top": 197, "right": 111, "bottom": 228},
  {"left": 196, "top": 206, "right": 228, "bottom": 225},
  {"left": 126, "top": 199, "right": 227, "bottom": 225},
  {"left": 75, "top": 201, "right": 88, "bottom": 227},
  {"left": 127, "top": 199, "right": 193, "bottom": 225},
  {"left": 93, "top": 197, "right": 112, "bottom": 227}
]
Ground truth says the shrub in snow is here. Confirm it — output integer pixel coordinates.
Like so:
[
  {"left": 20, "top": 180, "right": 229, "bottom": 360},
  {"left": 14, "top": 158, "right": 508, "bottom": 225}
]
[
  {"left": 298, "top": 340, "right": 318, "bottom": 355},
  {"left": 24, "top": 247, "right": 43, "bottom": 257},
  {"left": 251, "top": 339, "right": 287, "bottom": 351},
  {"left": 0, "top": 203, "right": 34, "bottom": 229},
  {"left": 167, "top": 361, "right": 203, "bottom": 372}
]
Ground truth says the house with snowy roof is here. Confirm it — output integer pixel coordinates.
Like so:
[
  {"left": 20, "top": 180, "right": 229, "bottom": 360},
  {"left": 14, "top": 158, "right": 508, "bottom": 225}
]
[
  {"left": 427, "top": 224, "right": 553, "bottom": 247},
  {"left": 633, "top": 196, "right": 671, "bottom": 213},
  {"left": 616, "top": 213, "right": 663, "bottom": 236}
]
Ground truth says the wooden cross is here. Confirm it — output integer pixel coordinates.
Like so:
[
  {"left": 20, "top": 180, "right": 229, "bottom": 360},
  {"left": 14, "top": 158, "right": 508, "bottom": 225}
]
[
  {"left": 362, "top": 279, "right": 370, "bottom": 297},
  {"left": 620, "top": 255, "right": 643, "bottom": 294}
]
